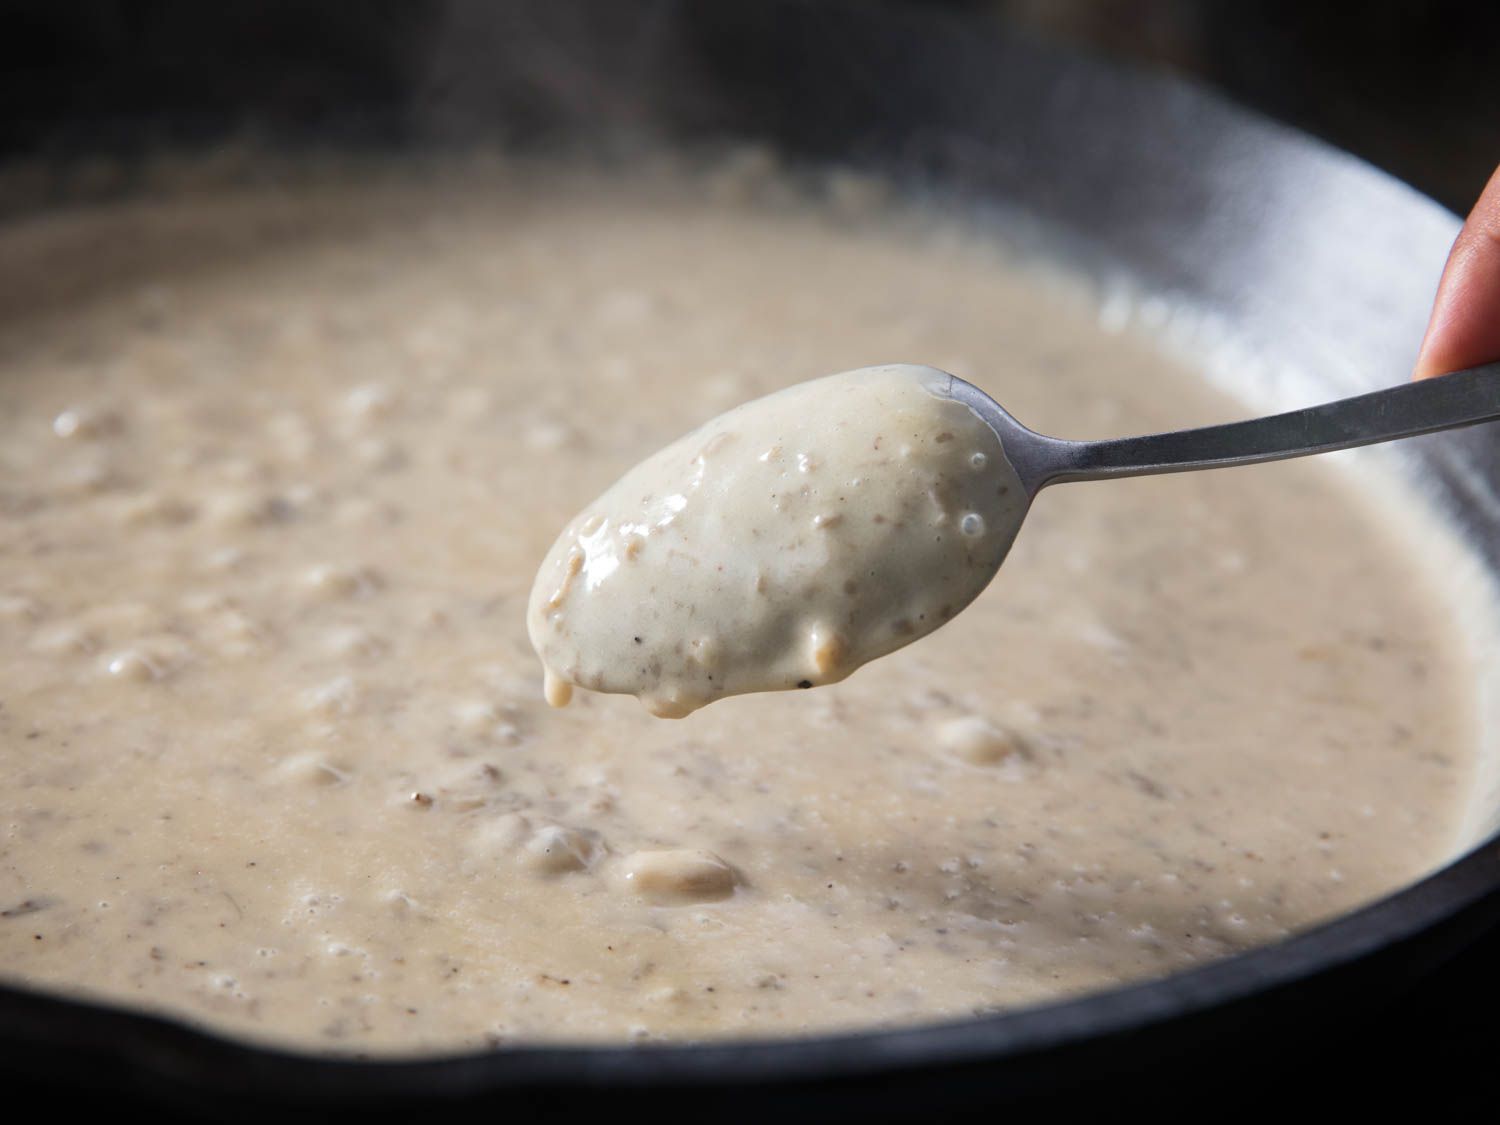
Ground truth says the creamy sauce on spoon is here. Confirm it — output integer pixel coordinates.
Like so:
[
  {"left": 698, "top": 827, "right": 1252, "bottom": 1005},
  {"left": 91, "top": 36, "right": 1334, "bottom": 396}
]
[{"left": 527, "top": 365, "right": 1026, "bottom": 716}]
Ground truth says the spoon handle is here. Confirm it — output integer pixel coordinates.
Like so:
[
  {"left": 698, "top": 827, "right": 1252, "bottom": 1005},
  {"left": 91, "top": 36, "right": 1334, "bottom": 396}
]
[{"left": 1030, "top": 360, "right": 1500, "bottom": 488}]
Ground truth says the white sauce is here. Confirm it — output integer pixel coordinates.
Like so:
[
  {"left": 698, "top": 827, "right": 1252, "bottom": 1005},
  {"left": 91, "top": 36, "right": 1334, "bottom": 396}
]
[
  {"left": 528, "top": 365, "right": 1025, "bottom": 717},
  {"left": 0, "top": 157, "right": 1476, "bottom": 1053}
]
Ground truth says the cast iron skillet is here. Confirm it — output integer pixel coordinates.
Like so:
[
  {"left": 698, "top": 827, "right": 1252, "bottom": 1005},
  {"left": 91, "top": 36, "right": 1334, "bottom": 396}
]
[{"left": 2, "top": 1, "right": 1498, "bottom": 1118}]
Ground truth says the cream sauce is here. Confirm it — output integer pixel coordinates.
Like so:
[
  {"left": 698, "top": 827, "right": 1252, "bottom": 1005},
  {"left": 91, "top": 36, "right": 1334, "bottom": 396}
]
[
  {"left": 528, "top": 365, "right": 1025, "bottom": 717},
  {"left": 0, "top": 158, "right": 1477, "bottom": 1053}
]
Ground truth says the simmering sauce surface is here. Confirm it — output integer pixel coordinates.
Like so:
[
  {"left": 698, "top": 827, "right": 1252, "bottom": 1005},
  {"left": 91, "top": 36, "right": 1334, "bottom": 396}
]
[{"left": 0, "top": 161, "right": 1475, "bottom": 1052}]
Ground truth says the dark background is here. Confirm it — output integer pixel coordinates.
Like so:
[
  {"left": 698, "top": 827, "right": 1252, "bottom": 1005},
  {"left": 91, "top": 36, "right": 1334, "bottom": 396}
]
[
  {"left": 2, "top": 0, "right": 1498, "bottom": 215},
  {"left": 979, "top": 0, "right": 1500, "bottom": 215}
]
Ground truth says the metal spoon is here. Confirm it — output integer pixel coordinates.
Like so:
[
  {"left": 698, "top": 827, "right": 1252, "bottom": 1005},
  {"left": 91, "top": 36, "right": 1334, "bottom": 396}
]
[
  {"left": 530, "top": 360, "right": 1500, "bottom": 717},
  {"left": 935, "top": 360, "right": 1500, "bottom": 498}
]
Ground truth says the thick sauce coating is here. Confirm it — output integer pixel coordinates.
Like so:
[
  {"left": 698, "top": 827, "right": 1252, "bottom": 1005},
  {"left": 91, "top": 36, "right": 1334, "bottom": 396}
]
[
  {"left": 528, "top": 365, "right": 1025, "bottom": 717},
  {"left": 0, "top": 162, "right": 1476, "bottom": 1053}
]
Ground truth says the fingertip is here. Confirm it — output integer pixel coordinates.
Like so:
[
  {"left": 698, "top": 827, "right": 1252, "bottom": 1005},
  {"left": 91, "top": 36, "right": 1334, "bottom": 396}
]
[
  {"left": 1413, "top": 164, "right": 1500, "bottom": 381},
  {"left": 1413, "top": 313, "right": 1458, "bottom": 380},
  {"left": 1412, "top": 332, "right": 1445, "bottom": 381}
]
